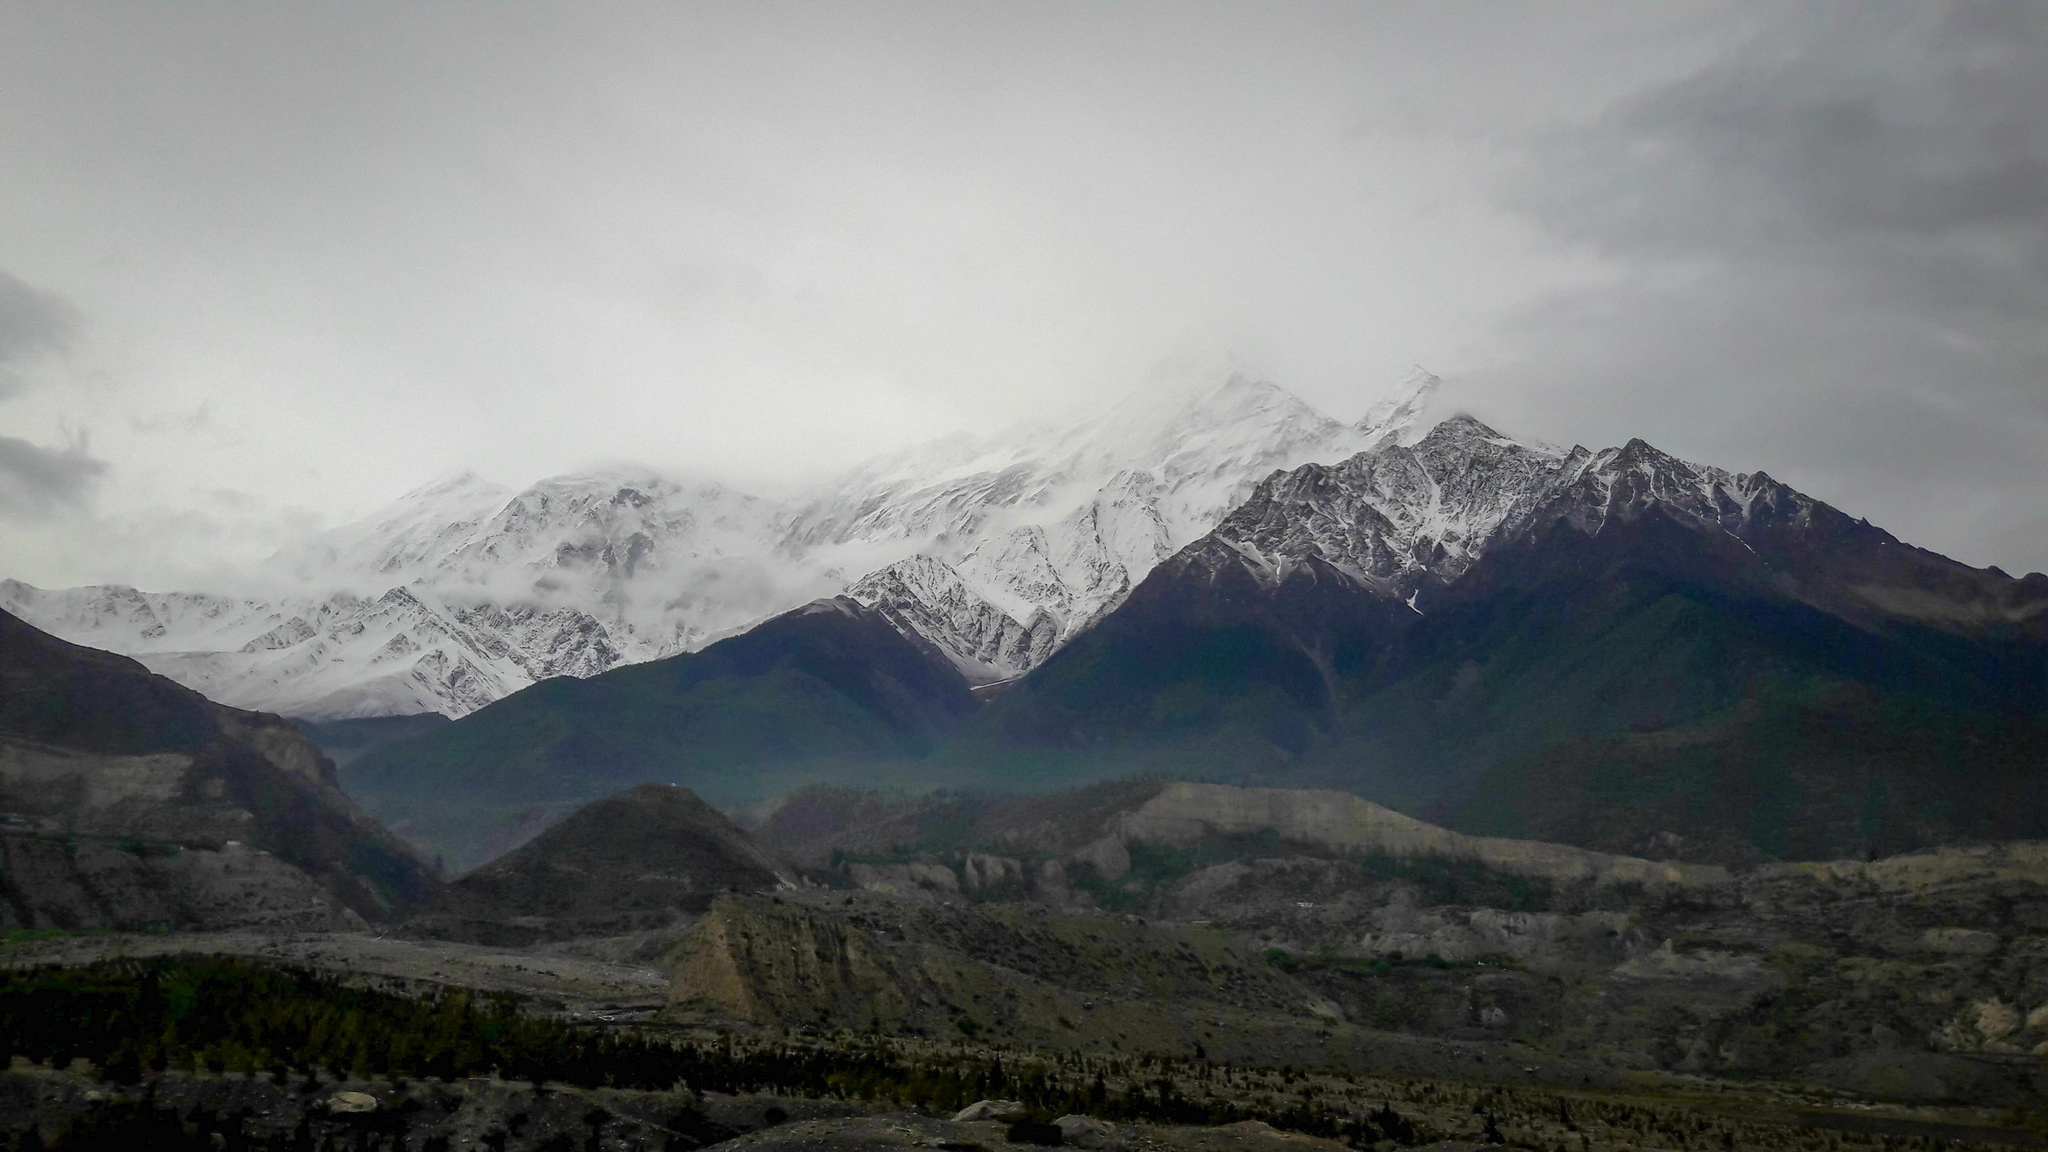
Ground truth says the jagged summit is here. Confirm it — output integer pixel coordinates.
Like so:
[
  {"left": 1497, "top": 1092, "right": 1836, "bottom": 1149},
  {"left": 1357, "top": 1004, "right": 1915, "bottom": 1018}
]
[
  {"left": 1417, "top": 411, "right": 1507, "bottom": 442},
  {"left": 782, "top": 367, "right": 1427, "bottom": 685},
  {"left": 1153, "top": 413, "right": 2046, "bottom": 646}
]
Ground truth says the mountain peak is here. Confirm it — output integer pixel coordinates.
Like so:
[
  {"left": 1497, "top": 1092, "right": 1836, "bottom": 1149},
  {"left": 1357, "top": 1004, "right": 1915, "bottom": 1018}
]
[
  {"left": 1203, "top": 369, "right": 1290, "bottom": 401},
  {"left": 1608, "top": 436, "right": 1690, "bottom": 473},
  {"left": 1357, "top": 367, "right": 1441, "bottom": 445},
  {"left": 521, "top": 466, "right": 683, "bottom": 498},
  {"left": 1416, "top": 411, "right": 1507, "bottom": 445},
  {"left": 401, "top": 468, "right": 503, "bottom": 497},
  {"left": 1161, "top": 371, "right": 1326, "bottom": 429}
]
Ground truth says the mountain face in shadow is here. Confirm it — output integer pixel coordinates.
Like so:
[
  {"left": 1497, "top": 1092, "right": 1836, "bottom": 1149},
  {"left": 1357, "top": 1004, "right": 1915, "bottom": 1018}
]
[
  {"left": 345, "top": 597, "right": 979, "bottom": 872},
  {"left": 966, "top": 423, "right": 2048, "bottom": 862},
  {"left": 0, "top": 609, "right": 440, "bottom": 927}
]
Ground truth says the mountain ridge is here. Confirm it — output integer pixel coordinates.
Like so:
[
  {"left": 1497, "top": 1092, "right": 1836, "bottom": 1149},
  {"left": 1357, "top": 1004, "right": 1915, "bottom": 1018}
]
[
  {"left": 979, "top": 416, "right": 2048, "bottom": 860},
  {"left": 4, "top": 369, "right": 1439, "bottom": 718}
]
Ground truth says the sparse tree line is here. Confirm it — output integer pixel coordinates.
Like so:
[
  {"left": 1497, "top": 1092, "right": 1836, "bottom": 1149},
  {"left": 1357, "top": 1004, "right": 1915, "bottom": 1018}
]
[
  {"left": 0, "top": 958, "right": 1421, "bottom": 1150},
  {"left": 0, "top": 959, "right": 1999, "bottom": 1152}
]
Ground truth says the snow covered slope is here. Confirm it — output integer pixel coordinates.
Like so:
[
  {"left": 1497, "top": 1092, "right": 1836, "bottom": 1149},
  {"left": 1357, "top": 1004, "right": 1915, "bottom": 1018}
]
[
  {"left": 846, "top": 555, "right": 1057, "bottom": 684},
  {"left": 274, "top": 469, "right": 825, "bottom": 660},
  {"left": 3, "top": 369, "right": 1440, "bottom": 717},
  {"left": 0, "top": 579, "right": 623, "bottom": 719},
  {"left": 811, "top": 368, "right": 1440, "bottom": 661},
  {"left": 1205, "top": 412, "right": 1578, "bottom": 599}
]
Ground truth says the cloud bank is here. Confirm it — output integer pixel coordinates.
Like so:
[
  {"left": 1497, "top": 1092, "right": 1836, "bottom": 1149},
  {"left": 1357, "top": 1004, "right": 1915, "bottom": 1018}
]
[
  {"left": 0, "top": 2, "right": 2042, "bottom": 586},
  {"left": 1461, "top": 0, "right": 2048, "bottom": 572}
]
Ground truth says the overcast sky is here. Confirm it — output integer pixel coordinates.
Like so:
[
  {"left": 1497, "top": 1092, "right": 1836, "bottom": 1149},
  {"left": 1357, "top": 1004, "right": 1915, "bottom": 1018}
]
[{"left": 1, "top": 1, "right": 2042, "bottom": 589}]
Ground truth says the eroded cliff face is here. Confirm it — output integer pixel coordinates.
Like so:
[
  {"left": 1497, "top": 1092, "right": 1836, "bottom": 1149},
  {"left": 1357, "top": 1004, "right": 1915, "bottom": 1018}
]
[
  {"left": 719, "top": 776, "right": 2048, "bottom": 1102},
  {"left": 669, "top": 897, "right": 912, "bottom": 1026},
  {"left": 0, "top": 740, "right": 370, "bottom": 931},
  {"left": 0, "top": 829, "right": 363, "bottom": 932},
  {"left": 664, "top": 894, "right": 1338, "bottom": 1060}
]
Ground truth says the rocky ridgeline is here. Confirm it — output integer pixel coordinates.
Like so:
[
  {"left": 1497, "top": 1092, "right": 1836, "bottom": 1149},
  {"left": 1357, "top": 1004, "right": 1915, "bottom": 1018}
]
[
  {"left": 1, "top": 371, "right": 1443, "bottom": 719},
  {"left": 713, "top": 781, "right": 2048, "bottom": 1104}
]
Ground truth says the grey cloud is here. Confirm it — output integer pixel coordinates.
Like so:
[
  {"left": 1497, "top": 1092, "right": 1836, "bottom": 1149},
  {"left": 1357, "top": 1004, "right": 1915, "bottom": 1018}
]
[
  {"left": 0, "top": 434, "right": 107, "bottom": 518},
  {"left": 1464, "top": 0, "right": 2048, "bottom": 575},
  {"left": 128, "top": 402, "right": 214, "bottom": 435},
  {"left": 1522, "top": 3, "right": 2048, "bottom": 314},
  {"left": 1, "top": 4, "right": 2041, "bottom": 586},
  {"left": 0, "top": 269, "right": 81, "bottom": 397}
]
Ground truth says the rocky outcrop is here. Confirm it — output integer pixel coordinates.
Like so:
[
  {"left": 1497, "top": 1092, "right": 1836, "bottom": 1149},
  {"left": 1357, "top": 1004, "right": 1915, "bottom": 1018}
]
[
  {"left": 668, "top": 897, "right": 914, "bottom": 1026},
  {"left": 665, "top": 893, "right": 1318, "bottom": 1053}
]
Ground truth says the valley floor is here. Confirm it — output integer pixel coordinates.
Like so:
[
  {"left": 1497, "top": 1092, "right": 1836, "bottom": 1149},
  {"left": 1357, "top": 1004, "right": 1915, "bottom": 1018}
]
[
  {"left": 4, "top": 1026, "right": 2046, "bottom": 1151},
  {"left": 6, "top": 925, "right": 2048, "bottom": 1150}
]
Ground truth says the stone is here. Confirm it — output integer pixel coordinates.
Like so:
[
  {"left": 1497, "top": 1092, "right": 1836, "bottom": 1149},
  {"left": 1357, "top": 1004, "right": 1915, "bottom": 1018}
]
[
  {"left": 952, "top": 1099, "right": 1025, "bottom": 1123},
  {"left": 1054, "top": 1114, "right": 1121, "bottom": 1149}
]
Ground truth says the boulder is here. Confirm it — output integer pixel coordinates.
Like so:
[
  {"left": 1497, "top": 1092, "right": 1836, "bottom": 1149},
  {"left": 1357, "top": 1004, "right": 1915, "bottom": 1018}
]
[
  {"left": 953, "top": 1099, "right": 1025, "bottom": 1123},
  {"left": 1054, "top": 1115, "right": 1122, "bottom": 1149}
]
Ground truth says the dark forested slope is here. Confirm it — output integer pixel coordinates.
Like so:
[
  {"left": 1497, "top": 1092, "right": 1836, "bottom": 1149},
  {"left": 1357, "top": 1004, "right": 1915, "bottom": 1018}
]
[{"left": 347, "top": 598, "right": 978, "bottom": 870}]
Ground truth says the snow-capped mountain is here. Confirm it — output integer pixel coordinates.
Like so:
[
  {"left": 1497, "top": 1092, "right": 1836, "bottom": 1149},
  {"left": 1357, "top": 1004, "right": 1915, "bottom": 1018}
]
[
  {"left": 275, "top": 470, "right": 515, "bottom": 582},
  {"left": 0, "top": 579, "right": 624, "bottom": 718},
  {"left": 821, "top": 368, "right": 1439, "bottom": 670},
  {"left": 1182, "top": 413, "right": 2048, "bottom": 641},
  {"left": 1204, "top": 413, "right": 1581, "bottom": 599},
  {"left": 1196, "top": 412, "right": 1837, "bottom": 601},
  {"left": 1, "top": 368, "right": 1442, "bottom": 717},
  {"left": 274, "top": 468, "right": 824, "bottom": 658}
]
